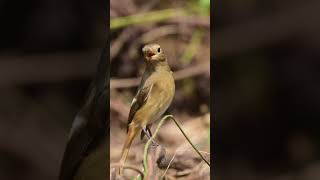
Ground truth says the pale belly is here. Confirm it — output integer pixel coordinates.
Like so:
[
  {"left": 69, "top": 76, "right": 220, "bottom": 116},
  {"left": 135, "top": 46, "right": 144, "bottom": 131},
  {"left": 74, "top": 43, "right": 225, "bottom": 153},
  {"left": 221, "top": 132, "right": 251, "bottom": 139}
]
[
  {"left": 135, "top": 80, "right": 175, "bottom": 126},
  {"left": 134, "top": 69, "right": 175, "bottom": 128}
]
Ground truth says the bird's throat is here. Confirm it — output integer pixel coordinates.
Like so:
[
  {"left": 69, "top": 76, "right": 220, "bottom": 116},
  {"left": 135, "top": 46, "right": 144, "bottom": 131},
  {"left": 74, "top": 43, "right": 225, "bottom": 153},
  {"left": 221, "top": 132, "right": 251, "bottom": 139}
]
[{"left": 145, "top": 61, "right": 171, "bottom": 73}]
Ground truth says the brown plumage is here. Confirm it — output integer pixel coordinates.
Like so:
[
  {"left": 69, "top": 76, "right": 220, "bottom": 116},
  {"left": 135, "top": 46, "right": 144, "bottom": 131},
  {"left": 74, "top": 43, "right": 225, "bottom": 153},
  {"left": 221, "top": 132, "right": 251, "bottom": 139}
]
[{"left": 119, "top": 44, "right": 175, "bottom": 174}]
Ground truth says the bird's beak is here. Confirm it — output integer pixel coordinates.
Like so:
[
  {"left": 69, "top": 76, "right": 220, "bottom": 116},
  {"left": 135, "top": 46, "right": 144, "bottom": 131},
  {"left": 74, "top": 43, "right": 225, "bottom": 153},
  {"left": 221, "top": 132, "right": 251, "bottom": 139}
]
[
  {"left": 146, "top": 50, "right": 155, "bottom": 58},
  {"left": 142, "top": 46, "right": 157, "bottom": 61}
]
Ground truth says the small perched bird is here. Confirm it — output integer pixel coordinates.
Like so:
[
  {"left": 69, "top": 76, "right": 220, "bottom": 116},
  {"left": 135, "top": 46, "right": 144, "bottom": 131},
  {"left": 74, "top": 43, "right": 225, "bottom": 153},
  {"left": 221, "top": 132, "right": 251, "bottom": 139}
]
[
  {"left": 119, "top": 44, "right": 175, "bottom": 174},
  {"left": 59, "top": 47, "right": 109, "bottom": 180}
]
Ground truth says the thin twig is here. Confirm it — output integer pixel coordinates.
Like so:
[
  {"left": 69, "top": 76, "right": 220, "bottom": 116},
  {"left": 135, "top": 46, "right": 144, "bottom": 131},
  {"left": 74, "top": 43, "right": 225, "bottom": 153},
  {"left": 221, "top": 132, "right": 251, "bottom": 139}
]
[
  {"left": 169, "top": 116, "right": 210, "bottom": 166},
  {"left": 161, "top": 149, "right": 210, "bottom": 178},
  {"left": 143, "top": 115, "right": 172, "bottom": 177},
  {"left": 143, "top": 115, "right": 210, "bottom": 178},
  {"left": 161, "top": 151, "right": 178, "bottom": 178}
]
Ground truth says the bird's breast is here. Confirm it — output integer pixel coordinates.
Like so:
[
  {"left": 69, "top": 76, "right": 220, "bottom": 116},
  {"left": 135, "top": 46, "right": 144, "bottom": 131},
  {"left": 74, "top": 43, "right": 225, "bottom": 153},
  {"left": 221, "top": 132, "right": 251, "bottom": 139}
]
[{"left": 149, "top": 76, "right": 175, "bottom": 123}]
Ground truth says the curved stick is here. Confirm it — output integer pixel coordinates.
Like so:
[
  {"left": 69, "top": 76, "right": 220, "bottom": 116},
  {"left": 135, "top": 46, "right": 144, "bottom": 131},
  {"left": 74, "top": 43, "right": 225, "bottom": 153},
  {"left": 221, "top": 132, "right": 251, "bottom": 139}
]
[{"left": 143, "top": 115, "right": 210, "bottom": 177}]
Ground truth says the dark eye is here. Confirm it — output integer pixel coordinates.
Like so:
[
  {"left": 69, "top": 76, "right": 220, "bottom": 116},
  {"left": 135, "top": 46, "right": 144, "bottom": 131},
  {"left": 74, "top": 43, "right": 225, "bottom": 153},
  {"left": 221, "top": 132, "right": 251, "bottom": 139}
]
[{"left": 157, "top": 48, "right": 161, "bottom": 53}]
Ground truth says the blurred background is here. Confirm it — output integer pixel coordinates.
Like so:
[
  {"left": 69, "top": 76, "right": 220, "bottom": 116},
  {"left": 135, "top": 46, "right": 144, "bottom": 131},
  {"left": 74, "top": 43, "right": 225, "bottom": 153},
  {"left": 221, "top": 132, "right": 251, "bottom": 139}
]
[
  {"left": 0, "top": 0, "right": 106, "bottom": 180},
  {"left": 214, "top": 0, "right": 320, "bottom": 180},
  {"left": 5, "top": 0, "right": 320, "bottom": 180},
  {"left": 110, "top": 0, "right": 210, "bottom": 179}
]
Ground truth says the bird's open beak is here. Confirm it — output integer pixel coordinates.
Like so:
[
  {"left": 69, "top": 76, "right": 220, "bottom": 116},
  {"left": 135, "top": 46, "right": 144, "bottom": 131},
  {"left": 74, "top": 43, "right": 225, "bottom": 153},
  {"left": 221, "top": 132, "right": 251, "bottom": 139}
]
[{"left": 146, "top": 50, "right": 155, "bottom": 58}]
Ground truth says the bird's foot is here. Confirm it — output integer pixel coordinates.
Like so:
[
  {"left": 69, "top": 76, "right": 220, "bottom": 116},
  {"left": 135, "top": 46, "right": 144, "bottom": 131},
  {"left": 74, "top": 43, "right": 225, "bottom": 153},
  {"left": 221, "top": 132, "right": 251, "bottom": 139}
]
[{"left": 143, "top": 128, "right": 159, "bottom": 146}]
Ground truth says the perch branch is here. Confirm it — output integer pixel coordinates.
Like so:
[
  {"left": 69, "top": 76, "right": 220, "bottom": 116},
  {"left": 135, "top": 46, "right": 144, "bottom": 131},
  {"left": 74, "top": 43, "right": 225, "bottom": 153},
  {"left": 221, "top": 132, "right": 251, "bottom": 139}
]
[
  {"left": 169, "top": 116, "right": 210, "bottom": 166},
  {"left": 143, "top": 115, "right": 169, "bottom": 178},
  {"left": 143, "top": 115, "right": 210, "bottom": 178}
]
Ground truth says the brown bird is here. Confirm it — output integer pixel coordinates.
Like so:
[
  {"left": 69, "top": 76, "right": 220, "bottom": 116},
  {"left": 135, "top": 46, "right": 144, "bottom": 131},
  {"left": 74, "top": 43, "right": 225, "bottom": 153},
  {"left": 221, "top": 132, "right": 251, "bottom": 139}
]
[
  {"left": 59, "top": 47, "right": 109, "bottom": 180},
  {"left": 119, "top": 44, "right": 175, "bottom": 174}
]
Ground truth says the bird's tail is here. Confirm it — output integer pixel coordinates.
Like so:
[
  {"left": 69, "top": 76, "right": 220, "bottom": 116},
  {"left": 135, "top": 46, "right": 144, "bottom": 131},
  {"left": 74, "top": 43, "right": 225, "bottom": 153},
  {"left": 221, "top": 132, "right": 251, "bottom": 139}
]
[{"left": 118, "top": 123, "right": 139, "bottom": 175}]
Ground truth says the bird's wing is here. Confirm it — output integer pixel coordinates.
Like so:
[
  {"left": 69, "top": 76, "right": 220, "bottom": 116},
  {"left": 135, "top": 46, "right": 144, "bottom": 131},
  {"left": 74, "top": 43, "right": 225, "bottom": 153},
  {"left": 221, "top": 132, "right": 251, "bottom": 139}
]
[{"left": 127, "top": 83, "right": 153, "bottom": 131}]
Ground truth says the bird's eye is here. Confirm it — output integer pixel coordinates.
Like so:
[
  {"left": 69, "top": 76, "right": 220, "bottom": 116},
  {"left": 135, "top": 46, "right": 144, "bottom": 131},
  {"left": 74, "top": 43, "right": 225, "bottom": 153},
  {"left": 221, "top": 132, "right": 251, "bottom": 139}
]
[{"left": 157, "top": 48, "right": 161, "bottom": 53}]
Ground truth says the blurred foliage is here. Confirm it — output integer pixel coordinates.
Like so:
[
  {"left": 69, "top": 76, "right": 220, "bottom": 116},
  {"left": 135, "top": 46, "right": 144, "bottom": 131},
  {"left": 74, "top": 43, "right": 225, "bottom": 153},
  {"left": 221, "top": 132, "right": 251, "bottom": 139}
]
[
  {"left": 110, "top": 8, "right": 186, "bottom": 30},
  {"left": 198, "top": 0, "right": 210, "bottom": 13},
  {"left": 186, "top": 0, "right": 210, "bottom": 15},
  {"left": 181, "top": 30, "right": 204, "bottom": 65}
]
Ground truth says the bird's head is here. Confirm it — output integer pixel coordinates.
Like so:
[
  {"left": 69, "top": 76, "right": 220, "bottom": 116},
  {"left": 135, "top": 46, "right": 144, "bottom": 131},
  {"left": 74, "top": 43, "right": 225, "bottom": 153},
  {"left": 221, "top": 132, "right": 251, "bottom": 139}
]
[{"left": 142, "top": 44, "right": 166, "bottom": 63}]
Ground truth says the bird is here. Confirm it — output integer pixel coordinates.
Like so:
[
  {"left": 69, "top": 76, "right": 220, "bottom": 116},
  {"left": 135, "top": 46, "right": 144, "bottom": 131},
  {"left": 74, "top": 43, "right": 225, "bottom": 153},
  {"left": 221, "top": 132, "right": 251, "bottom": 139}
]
[
  {"left": 118, "top": 43, "right": 175, "bottom": 174},
  {"left": 59, "top": 47, "right": 109, "bottom": 180}
]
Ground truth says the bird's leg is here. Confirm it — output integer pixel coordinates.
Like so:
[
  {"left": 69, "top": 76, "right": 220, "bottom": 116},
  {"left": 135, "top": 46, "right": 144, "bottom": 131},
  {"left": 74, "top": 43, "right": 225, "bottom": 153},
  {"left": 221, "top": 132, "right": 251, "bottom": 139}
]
[
  {"left": 147, "top": 125, "right": 152, "bottom": 137},
  {"left": 142, "top": 126, "right": 158, "bottom": 146}
]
